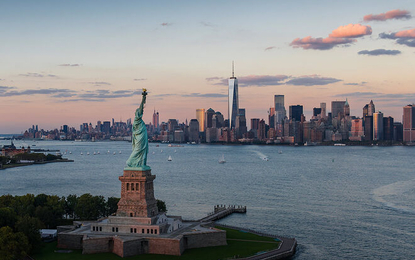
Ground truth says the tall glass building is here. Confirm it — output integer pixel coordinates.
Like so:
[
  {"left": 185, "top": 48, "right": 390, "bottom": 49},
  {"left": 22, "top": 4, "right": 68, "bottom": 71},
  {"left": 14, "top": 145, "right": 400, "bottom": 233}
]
[{"left": 228, "top": 66, "right": 239, "bottom": 129}]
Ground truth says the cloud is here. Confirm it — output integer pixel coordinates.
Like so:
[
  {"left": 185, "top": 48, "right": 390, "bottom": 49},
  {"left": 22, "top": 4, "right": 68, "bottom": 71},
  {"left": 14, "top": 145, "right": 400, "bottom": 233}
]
[
  {"left": 87, "top": 81, "right": 112, "bottom": 86},
  {"left": 329, "top": 24, "right": 372, "bottom": 38},
  {"left": 344, "top": 82, "right": 367, "bottom": 86},
  {"left": 200, "top": 21, "right": 214, "bottom": 27},
  {"left": 290, "top": 36, "right": 355, "bottom": 50},
  {"left": 358, "top": 49, "right": 401, "bottom": 56},
  {"left": 207, "top": 74, "right": 341, "bottom": 87},
  {"left": 133, "top": 78, "right": 147, "bottom": 81},
  {"left": 285, "top": 75, "right": 342, "bottom": 86},
  {"left": 364, "top": 9, "right": 411, "bottom": 22},
  {"left": 379, "top": 28, "right": 415, "bottom": 47},
  {"left": 161, "top": 22, "right": 172, "bottom": 26},
  {"left": 58, "top": 64, "right": 81, "bottom": 67},
  {"left": 0, "top": 88, "right": 74, "bottom": 97},
  {"left": 18, "top": 73, "right": 58, "bottom": 78},
  {"left": 264, "top": 46, "right": 276, "bottom": 51},
  {"left": 291, "top": 24, "right": 371, "bottom": 50},
  {"left": 181, "top": 93, "right": 227, "bottom": 98},
  {"left": 239, "top": 75, "right": 289, "bottom": 87}
]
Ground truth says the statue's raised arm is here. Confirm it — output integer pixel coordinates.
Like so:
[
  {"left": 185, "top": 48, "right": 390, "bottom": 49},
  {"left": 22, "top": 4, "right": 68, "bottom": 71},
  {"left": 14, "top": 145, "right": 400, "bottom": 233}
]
[{"left": 125, "top": 89, "right": 150, "bottom": 170}]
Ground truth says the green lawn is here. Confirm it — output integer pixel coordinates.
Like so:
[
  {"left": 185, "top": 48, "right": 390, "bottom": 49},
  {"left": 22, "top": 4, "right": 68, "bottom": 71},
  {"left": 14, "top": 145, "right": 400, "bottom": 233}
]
[{"left": 33, "top": 227, "right": 280, "bottom": 260}]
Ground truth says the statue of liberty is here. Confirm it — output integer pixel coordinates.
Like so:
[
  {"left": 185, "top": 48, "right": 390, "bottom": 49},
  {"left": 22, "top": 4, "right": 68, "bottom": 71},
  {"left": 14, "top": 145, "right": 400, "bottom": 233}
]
[{"left": 126, "top": 89, "right": 150, "bottom": 170}]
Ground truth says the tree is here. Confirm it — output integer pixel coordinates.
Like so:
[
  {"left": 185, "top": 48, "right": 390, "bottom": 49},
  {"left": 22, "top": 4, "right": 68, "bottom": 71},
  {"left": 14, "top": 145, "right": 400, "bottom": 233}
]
[
  {"left": 0, "top": 207, "right": 17, "bottom": 229},
  {"left": 65, "top": 194, "right": 78, "bottom": 219},
  {"left": 34, "top": 194, "right": 48, "bottom": 207},
  {"left": 15, "top": 216, "right": 43, "bottom": 251},
  {"left": 11, "top": 194, "right": 35, "bottom": 217},
  {"left": 157, "top": 199, "right": 167, "bottom": 213},
  {"left": 106, "top": 197, "right": 120, "bottom": 216},
  {"left": 75, "top": 194, "right": 105, "bottom": 220},
  {"left": 0, "top": 226, "right": 30, "bottom": 260}
]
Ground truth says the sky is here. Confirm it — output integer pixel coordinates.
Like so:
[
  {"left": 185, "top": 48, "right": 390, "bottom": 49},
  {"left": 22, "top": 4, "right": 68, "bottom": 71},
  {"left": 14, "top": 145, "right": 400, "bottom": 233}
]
[{"left": 1, "top": 0, "right": 415, "bottom": 133}]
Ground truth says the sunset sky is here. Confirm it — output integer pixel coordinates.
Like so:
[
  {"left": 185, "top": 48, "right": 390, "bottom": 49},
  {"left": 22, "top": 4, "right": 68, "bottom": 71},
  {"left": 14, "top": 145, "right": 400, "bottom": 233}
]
[{"left": 1, "top": 0, "right": 415, "bottom": 133}]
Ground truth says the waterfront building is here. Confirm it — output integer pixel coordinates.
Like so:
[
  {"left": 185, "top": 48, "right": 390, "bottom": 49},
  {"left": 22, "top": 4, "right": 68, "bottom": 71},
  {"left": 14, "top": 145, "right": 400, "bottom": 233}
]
[
  {"left": 363, "top": 116, "right": 373, "bottom": 141},
  {"left": 196, "top": 109, "right": 206, "bottom": 132},
  {"left": 403, "top": 104, "right": 415, "bottom": 142},
  {"left": 103, "top": 121, "right": 111, "bottom": 134},
  {"left": 289, "top": 105, "right": 303, "bottom": 122},
  {"left": 393, "top": 122, "right": 403, "bottom": 142},
  {"left": 269, "top": 107, "right": 275, "bottom": 128},
  {"left": 350, "top": 119, "right": 364, "bottom": 141},
  {"left": 214, "top": 112, "right": 224, "bottom": 128},
  {"left": 167, "top": 119, "right": 178, "bottom": 132},
  {"left": 373, "top": 112, "right": 384, "bottom": 141},
  {"left": 250, "top": 118, "right": 260, "bottom": 138},
  {"left": 383, "top": 116, "right": 394, "bottom": 141},
  {"left": 228, "top": 63, "right": 239, "bottom": 129},
  {"left": 331, "top": 101, "right": 346, "bottom": 118},
  {"left": 258, "top": 119, "right": 266, "bottom": 141},
  {"left": 235, "top": 109, "right": 247, "bottom": 139},
  {"left": 188, "top": 119, "right": 199, "bottom": 142}
]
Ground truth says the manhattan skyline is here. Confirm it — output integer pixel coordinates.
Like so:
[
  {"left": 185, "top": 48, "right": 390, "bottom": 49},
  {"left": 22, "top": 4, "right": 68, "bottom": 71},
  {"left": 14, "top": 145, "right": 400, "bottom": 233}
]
[{"left": 1, "top": 0, "right": 415, "bottom": 133}]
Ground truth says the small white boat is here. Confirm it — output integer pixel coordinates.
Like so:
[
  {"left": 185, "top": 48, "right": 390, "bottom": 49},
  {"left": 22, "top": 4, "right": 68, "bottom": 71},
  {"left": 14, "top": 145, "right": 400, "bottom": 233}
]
[
  {"left": 152, "top": 152, "right": 155, "bottom": 154},
  {"left": 174, "top": 150, "right": 177, "bottom": 153},
  {"left": 161, "top": 149, "right": 163, "bottom": 153},
  {"left": 168, "top": 156, "right": 172, "bottom": 161},
  {"left": 80, "top": 152, "right": 83, "bottom": 155},
  {"left": 69, "top": 151, "right": 72, "bottom": 154},
  {"left": 86, "top": 152, "right": 90, "bottom": 155},
  {"left": 97, "top": 151, "right": 100, "bottom": 154},
  {"left": 219, "top": 154, "right": 226, "bottom": 164},
  {"left": 113, "top": 152, "right": 116, "bottom": 155},
  {"left": 263, "top": 157, "right": 269, "bottom": 161},
  {"left": 108, "top": 150, "right": 110, "bottom": 153},
  {"left": 93, "top": 152, "right": 96, "bottom": 155},
  {"left": 278, "top": 151, "right": 282, "bottom": 154},
  {"left": 119, "top": 151, "right": 122, "bottom": 154}
]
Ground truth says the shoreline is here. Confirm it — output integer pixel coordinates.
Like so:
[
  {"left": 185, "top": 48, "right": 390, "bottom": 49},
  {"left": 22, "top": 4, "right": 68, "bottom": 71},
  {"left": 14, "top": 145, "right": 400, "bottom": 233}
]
[{"left": 0, "top": 158, "right": 74, "bottom": 170}]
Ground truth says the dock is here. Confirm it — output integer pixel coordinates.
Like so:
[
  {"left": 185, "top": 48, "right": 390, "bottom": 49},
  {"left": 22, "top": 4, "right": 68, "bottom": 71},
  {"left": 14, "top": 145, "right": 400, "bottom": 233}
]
[{"left": 199, "top": 205, "right": 247, "bottom": 222}]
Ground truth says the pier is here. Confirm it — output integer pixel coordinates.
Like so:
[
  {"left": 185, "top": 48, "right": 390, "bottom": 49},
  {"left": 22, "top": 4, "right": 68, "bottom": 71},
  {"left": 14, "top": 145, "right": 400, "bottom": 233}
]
[{"left": 199, "top": 204, "right": 247, "bottom": 222}]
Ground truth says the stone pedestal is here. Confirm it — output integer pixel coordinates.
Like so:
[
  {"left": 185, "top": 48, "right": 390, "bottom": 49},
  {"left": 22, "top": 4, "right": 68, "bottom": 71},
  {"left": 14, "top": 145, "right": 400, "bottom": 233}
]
[{"left": 117, "top": 169, "right": 159, "bottom": 218}]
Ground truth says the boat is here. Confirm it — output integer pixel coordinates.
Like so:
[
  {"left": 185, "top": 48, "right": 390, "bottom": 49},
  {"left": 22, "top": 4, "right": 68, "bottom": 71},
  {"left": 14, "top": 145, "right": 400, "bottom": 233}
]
[
  {"left": 69, "top": 151, "right": 72, "bottom": 154},
  {"left": 278, "top": 151, "right": 282, "bottom": 154},
  {"left": 219, "top": 154, "right": 226, "bottom": 164},
  {"left": 119, "top": 151, "right": 122, "bottom": 154},
  {"left": 168, "top": 144, "right": 184, "bottom": 147},
  {"left": 334, "top": 143, "right": 346, "bottom": 146},
  {"left": 168, "top": 156, "right": 172, "bottom": 161},
  {"left": 80, "top": 152, "right": 83, "bottom": 155},
  {"left": 160, "top": 149, "right": 163, "bottom": 153},
  {"left": 152, "top": 152, "right": 155, "bottom": 154},
  {"left": 113, "top": 152, "right": 116, "bottom": 155},
  {"left": 93, "top": 152, "right": 96, "bottom": 155},
  {"left": 174, "top": 150, "right": 177, "bottom": 153},
  {"left": 262, "top": 157, "right": 269, "bottom": 161},
  {"left": 107, "top": 150, "right": 110, "bottom": 153},
  {"left": 97, "top": 151, "right": 100, "bottom": 154},
  {"left": 86, "top": 152, "right": 90, "bottom": 155}
]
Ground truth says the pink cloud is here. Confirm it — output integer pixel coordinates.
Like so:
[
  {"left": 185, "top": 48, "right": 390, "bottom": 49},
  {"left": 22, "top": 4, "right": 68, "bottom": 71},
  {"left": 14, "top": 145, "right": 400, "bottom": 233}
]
[
  {"left": 364, "top": 9, "right": 411, "bottom": 22},
  {"left": 395, "top": 28, "right": 415, "bottom": 38},
  {"left": 329, "top": 24, "right": 372, "bottom": 38},
  {"left": 290, "top": 36, "right": 355, "bottom": 50}
]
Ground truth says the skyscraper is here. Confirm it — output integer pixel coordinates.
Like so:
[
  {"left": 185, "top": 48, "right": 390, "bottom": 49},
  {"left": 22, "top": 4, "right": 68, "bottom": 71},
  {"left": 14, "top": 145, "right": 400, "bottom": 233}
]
[
  {"left": 289, "top": 105, "right": 303, "bottom": 122},
  {"left": 152, "top": 110, "right": 159, "bottom": 131},
  {"left": 205, "top": 108, "right": 215, "bottom": 128},
  {"left": 228, "top": 62, "right": 239, "bottom": 129},
  {"left": 274, "top": 95, "right": 286, "bottom": 124},
  {"left": 368, "top": 100, "right": 375, "bottom": 116},
  {"left": 331, "top": 101, "right": 346, "bottom": 118},
  {"left": 196, "top": 109, "right": 205, "bottom": 132},
  {"left": 343, "top": 99, "right": 350, "bottom": 117},
  {"left": 373, "top": 112, "right": 384, "bottom": 141},
  {"left": 403, "top": 104, "right": 415, "bottom": 142},
  {"left": 320, "top": 103, "right": 326, "bottom": 118}
]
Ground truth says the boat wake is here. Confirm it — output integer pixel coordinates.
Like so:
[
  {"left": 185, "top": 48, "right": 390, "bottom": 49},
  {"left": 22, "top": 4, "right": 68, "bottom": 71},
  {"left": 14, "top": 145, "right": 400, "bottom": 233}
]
[
  {"left": 254, "top": 151, "right": 269, "bottom": 161},
  {"left": 372, "top": 178, "right": 415, "bottom": 214}
]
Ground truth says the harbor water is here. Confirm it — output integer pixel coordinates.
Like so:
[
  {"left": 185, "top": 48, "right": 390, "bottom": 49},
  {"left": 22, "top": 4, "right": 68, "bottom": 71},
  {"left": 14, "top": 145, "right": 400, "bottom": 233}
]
[{"left": 1, "top": 140, "right": 414, "bottom": 260}]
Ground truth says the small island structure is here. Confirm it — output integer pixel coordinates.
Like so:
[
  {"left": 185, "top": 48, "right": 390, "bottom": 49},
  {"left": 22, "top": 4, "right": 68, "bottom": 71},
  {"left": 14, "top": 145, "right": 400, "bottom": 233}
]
[{"left": 56, "top": 89, "right": 296, "bottom": 258}]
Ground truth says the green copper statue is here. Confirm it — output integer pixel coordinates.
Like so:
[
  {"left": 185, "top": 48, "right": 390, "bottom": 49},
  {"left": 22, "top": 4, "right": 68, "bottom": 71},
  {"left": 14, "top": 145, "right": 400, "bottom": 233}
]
[{"left": 126, "top": 89, "right": 150, "bottom": 170}]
